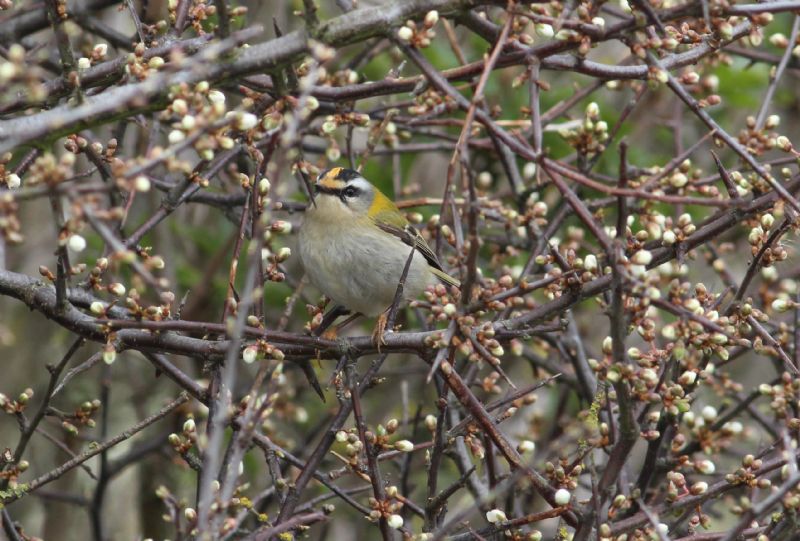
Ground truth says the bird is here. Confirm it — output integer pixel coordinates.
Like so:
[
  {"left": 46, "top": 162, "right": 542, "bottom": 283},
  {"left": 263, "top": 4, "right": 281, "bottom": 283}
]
[{"left": 298, "top": 167, "right": 461, "bottom": 345}]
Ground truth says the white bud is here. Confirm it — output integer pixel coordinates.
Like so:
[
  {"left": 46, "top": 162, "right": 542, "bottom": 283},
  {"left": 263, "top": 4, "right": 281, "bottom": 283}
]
[
  {"left": 701, "top": 405, "right": 718, "bottom": 421},
  {"left": 171, "top": 99, "right": 188, "bottom": 115},
  {"left": 486, "top": 509, "right": 507, "bottom": 523},
  {"left": 321, "top": 118, "right": 337, "bottom": 134},
  {"left": 748, "top": 226, "right": 764, "bottom": 245},
  {"left": 102, "top": 347, "right": 116, "bottom": 365},
  {"left": 631, "top": 250, "right": 652, "bottom": 266},
  {"left": 90, "top": 301, "right": 105, "bottom": 315},
  {"left": 134, "top": 175, "right": 151, "bottom": 192},
  {"left": 697, "top": 459, "right": 716, "bottom": 475},
  {"left": 424, "top": 10, "right": 439, "bottom": 27},
  {"left": 236, "top": 112, "right": 258, "bottom": 131},
  {"left": 78, "top": 57, "right": 91, "bottom": 70},
  {"left": 68, "top": 234, "right": 87, "bottom": 252},
  {"left": 586, "top": 102, "right": 600, "bottom": 119},
  {"left": 691, "top": 481, "right": 708, "bottom": 494},
  {"left": 272, "top": 220, "right": 292, "bottom": 234},
  {"left": 518, "top": 440, "right": 535, "bottom": 453},
  {"left": 535, "top": 23, "right": 554, "bottom": 38},
  {"left": 183, "top": 418, "right": 196, "bottom": 433},
  {"left": 387, "top": 514, "right": 404, "bottom": 529},
  {"left": 522, "top": 161, "right": 537, "bottom": 179},
  {"left": 477, "top": 171, "right": 492, "bottom": 189},
  {"left": 394, "top": 440, "right": 414, "bottom": 452},
  {"left": 109, "top": 283, "right": 126, "bottom": 296},
  {"left": 769, "top": 33, "right": 788, "bottom": 47},
  {"left": 670, "top": 172, "right": 688, "bottom": 188},
  {"left": 554, "top": 488, "right": 572, "bottom": 506},
  {"left": 584, "top": 254, "right": 598, "bottom": 272},
  {"left": 208, "top": 90, "right": 226, "bottom": 104},
  {"left": 772, "top": 298, "right": 790, "bottom": 312},
  {"left": 6, "top": 173, "right": 20, "bottom": 189},
  {"left": 765, "top": 114, "right": 780, "bottom": 129},
  {"left": 168, "top": 129, "right": 186, "bottom": 144},
  {"left": 724, "top": 421, "right": 744, "bottom": 436},
  {"left": 181, "top": 115, "right": 196, "bottom": 131},
  {"left": 242, "top": 346, "right": 258, "bottom": 364},
  {"left": 591, "top": 16, "right": 605, "bottom": 27},
  {"left": 776, "top": 135, "right": 793, "bottom": 151},
  {"left": 397, "top": 26, "right": 414, "bottom": 41}
]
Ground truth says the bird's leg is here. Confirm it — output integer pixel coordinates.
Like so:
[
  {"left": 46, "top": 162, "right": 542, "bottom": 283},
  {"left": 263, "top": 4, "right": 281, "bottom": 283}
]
[
  {"left": 372, "top": 310, "right": 390, "bottom": 351},
  {"left": 313, "top": 304, "right": 351, "bottom": 339}
]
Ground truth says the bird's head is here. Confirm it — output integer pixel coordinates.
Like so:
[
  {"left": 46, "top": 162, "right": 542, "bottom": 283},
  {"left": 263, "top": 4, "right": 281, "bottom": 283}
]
[{"left": 311, "top": 167, "right": 394, "bottom": 220}]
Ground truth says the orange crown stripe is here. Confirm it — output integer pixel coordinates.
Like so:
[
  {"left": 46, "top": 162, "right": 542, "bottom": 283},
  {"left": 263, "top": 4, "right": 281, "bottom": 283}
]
[{"left": 318, "top": 167, "right": 345, "bottom": 189}]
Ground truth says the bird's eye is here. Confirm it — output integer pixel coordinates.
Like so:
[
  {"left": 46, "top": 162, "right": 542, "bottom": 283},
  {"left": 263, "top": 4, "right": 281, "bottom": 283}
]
[{"left": 343, "top": 186, "right": 358, "bottom": 198}]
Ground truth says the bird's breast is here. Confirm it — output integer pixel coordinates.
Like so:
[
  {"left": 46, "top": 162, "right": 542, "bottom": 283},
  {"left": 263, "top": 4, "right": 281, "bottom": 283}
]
[{"left": 299, "top": 216, "right": 434, "bottom": 316}]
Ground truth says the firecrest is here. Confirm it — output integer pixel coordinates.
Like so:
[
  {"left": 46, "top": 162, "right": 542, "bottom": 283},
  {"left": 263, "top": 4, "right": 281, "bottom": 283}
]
[{"left": 298, "top": 167, "right": 460, "bottom": 334}]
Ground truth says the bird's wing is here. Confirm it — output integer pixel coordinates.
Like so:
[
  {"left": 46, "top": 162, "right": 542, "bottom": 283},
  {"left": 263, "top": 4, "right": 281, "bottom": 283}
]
[{"left": 372, "top": 213, "right": 461, "bottom": 288}]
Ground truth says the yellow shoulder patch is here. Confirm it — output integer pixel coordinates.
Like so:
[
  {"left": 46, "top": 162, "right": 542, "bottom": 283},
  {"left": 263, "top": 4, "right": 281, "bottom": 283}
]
[{"left": 368, "top": 189, "right": 404, "bottom": 226}]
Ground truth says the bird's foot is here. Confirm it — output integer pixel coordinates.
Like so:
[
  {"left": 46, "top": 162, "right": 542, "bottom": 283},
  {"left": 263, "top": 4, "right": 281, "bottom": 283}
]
[
  {"left": 372, "top": 312, "right": 389, "bottom": 352},
  {"left": 321, "top": 327, "right": 339, "bottom": 341}
]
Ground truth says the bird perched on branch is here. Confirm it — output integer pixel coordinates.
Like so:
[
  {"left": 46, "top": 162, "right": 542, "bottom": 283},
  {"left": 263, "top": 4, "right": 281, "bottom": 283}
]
[{"left": 299, "top": 167, "right": 460, "bottom": 346}]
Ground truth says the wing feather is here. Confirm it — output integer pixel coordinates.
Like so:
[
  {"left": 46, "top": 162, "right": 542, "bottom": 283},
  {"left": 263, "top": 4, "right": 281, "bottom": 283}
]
[{"left": 374, "top": 220, "right": 461, "bottom": 288}]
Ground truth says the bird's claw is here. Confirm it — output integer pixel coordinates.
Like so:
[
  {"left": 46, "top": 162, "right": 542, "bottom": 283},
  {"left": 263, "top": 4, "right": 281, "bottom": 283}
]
[{"left": 372, "top": 312, "right": 389, "bottom": 352}]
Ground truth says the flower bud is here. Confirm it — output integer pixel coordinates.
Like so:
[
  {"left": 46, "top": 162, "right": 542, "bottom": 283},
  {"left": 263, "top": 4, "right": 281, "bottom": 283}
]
[
  {"left": 631, "top": 250, "right": 652, "bottom": 265},
  {"left": 394, "top": 440, "right": 414, "bottom": 452},
  {"left": 134, "top": 175, "right": 151, "bottom": 192},
  {"left": 765, "top": 114, "right": 780, "bottom": 129},
  {"left": 535, "top": 23, "right": 554, "bottom": 38},
  {"left": 424, "top": 10, "right": 439, "bottom": 27},
  {"left": 696, "top": 459, "right": 716, "bottom": 474},
  {"left": 168, "top": 130, "right": 185, "bottom": 144},
  {"left": 554, "top": 488, "right": 571, "bottom": 506},
  {"left": 518, "top": 440, "right": 535, "bottom": 453},
  {"left": 102, "top": 345, "right": 116, "bottom": 365},
  {"left": 485, "top": 509, "right": 507, "bottom": 523},
  {"left": 238, "top": 112, "right": 259, "bottom": 131},
  {"left": 68, "top": 234, "right": 87, "bottom": 253},
  {"left": 242, "top": 346, "right": 258, "bottom": 364},
  {"left": 776, "top": 135, "right": 792, "bottom": 151},
  {"left": 208, "top": 90, "right": 225, "bottom": 104},
  {"left": 397, "top": 26, "right": 414, "bottom": 41}
]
